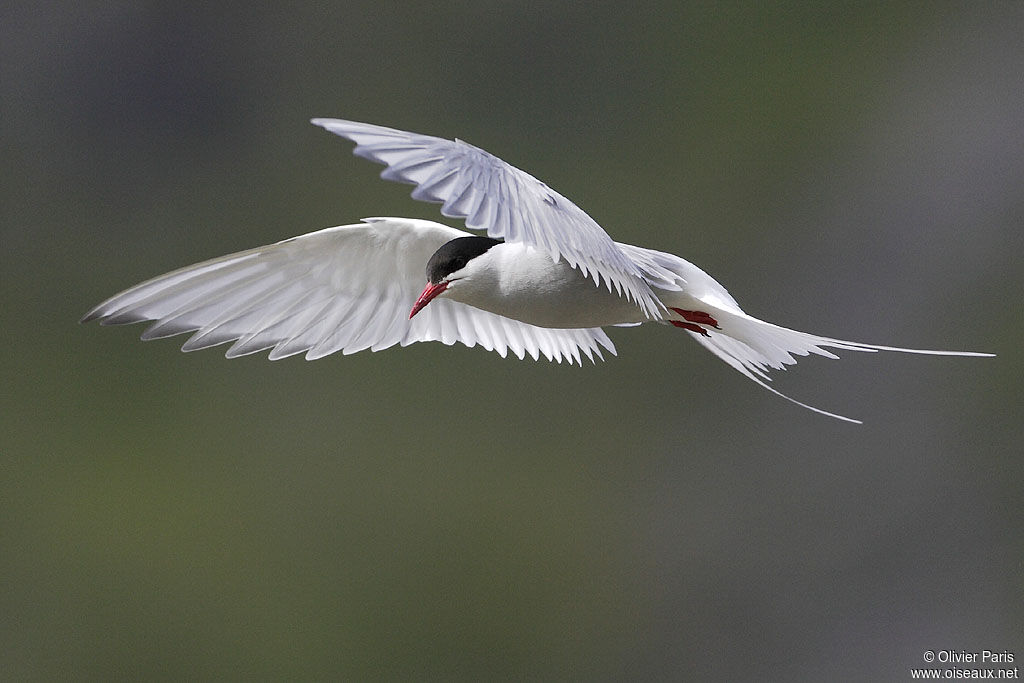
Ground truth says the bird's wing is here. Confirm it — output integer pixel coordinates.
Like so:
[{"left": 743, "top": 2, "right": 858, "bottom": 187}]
[
  {"left": 81, "top": 217, "right": 615, "bottom": 364},
  {"left": 311, "top": 118, "right": 664, "bottom": 320}
]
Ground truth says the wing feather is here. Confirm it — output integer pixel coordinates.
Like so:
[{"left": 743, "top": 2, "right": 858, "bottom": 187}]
[
  {"left": 83, "top": 217, "right": 616, "bottom": 365},
  {"left": 311, "top": 118, "right": 663, "bottom": 319}
]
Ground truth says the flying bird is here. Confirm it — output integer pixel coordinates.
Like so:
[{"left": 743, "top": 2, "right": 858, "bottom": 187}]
[{"left": 81, "top": 118, "right": 993, "bottom": 423}]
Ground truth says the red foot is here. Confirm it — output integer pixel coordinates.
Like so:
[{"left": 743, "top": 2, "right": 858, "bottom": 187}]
[
  {"left": 669, "top": 308, "right": 720, "bottom": 331},
  {"left": 670, "top": 320, "right": 710, "bottom": 336}
]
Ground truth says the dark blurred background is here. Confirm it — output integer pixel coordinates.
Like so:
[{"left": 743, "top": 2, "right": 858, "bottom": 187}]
[{"left": 2, "top": 2, "right": 1021, "bottom": 680}]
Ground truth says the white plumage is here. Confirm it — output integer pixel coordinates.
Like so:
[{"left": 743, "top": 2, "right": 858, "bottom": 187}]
[
  {"left": 82, "top": 119, "right": 993, "bottom": 423},
  {"left": 83, "top": 218, "right": 614, "bottom": 365}
]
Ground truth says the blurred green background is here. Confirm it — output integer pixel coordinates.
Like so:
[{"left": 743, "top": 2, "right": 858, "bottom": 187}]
[{"left": 3, "top": 2, "right": 1021, "bottom": 680}]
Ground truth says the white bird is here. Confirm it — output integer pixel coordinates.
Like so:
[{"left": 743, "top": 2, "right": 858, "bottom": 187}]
[{"left": 82, "top": 118, "right": 993, "bottom": 423}]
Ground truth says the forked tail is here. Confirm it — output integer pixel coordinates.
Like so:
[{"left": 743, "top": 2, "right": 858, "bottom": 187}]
[{"left": 677, "top": 306, "right": 993, "bottom": 424}]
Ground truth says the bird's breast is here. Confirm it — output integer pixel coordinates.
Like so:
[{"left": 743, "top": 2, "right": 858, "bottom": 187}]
[{"left": 445, "top": 244, "right": 651, "bottom": 329}]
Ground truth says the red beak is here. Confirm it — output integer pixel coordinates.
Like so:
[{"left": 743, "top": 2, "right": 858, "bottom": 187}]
[{"left": 409, "top": 281, "right": 448, "bottom": 318}]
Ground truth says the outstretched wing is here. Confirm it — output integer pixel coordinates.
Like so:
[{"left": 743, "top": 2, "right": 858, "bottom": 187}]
[
  {"left": 311, "top": 118, "right": 664, "bottom": 320},
  {"left": 81, "top": 218, "right": 615, "bottom": 364}
]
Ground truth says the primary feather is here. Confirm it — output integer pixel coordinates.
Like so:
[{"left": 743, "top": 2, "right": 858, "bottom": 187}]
[
  {"left": 81, "top": 218, "right": 615, "bottom": 365},
  {"left": 311, "top": 118, "right": 664, "bottom": 319}
]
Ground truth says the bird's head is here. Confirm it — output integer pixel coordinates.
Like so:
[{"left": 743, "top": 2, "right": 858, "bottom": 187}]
[{"left": 409, "top": 235, "right": 502, "bottom": 318}]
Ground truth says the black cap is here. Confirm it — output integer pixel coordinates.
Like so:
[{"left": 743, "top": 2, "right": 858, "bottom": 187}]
[{"left": 426, "top": 236, "right": 501, "bottom": 284}]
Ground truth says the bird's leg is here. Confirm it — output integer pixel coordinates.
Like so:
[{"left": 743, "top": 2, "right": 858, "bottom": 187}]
[
  {"left": 669, "top": 308, "right": 720, "bottom": 336},
  {"left": 670, "top": 320, "right": 710, "bottom": 336}
]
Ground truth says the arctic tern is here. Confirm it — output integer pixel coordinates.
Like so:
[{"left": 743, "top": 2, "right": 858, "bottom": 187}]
[{"left": 82, "top": 118, "right": 993, "bottom": 423}]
